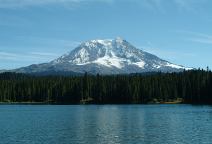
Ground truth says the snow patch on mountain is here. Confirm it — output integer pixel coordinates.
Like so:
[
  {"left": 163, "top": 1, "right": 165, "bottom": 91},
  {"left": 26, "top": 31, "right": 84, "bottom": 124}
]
[
  {"left": 93, "top": 55, "right": 124, "bottom": 68},
  {"left": 165, "top": 63, "right": 193, "bottom": 70},
  {"left": 166, "top": 63, "right": 184, "bottom": 69},
  {"left": 133, "top": 61, "right": 146, "bottom": 68}
]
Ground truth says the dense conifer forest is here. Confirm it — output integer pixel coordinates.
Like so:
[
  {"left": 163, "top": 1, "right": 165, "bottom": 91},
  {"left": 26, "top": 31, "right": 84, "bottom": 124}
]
[{"left": 0, "top": 70, "right": 211, "bottom": 104}]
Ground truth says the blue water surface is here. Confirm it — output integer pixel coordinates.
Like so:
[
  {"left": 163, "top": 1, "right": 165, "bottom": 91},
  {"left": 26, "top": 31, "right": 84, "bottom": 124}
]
[{"left": 0, "top": 104, "right": 212, "bottom": 144}]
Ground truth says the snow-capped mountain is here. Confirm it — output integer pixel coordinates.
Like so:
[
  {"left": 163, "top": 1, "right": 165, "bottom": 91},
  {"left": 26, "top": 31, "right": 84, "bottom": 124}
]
[{"left": 14, "top": 37, "right": 192, "bottom": 74}]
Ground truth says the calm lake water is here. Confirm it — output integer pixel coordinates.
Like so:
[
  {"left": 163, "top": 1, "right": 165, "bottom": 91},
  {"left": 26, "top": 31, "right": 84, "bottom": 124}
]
[{"left": 0, "top": 105, "right": 212, "bottom": 144}]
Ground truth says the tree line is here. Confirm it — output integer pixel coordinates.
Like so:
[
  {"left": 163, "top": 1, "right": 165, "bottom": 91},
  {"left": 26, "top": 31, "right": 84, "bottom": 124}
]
[{"left": 0, "top": 69, "right": 211, "bottom": 104}]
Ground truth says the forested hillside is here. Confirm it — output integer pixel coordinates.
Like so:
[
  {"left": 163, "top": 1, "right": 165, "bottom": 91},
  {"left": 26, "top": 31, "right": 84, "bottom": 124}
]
[{"left": 0, "top": 70, "right": 211, "bottom": 104}]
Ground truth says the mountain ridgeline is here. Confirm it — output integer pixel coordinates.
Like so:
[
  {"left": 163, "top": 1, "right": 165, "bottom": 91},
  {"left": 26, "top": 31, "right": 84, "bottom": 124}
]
[
  {"left": 13, "top": 37, "right": 192, "bottom": 75},
  {"left": 0, "top": 70, "right": 212, "bottom": 104}
]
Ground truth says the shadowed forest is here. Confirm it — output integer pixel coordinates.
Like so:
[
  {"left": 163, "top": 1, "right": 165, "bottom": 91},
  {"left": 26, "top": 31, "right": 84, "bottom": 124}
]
[{"left": 0, "top": 70, "right": 211, "bottom": 104}]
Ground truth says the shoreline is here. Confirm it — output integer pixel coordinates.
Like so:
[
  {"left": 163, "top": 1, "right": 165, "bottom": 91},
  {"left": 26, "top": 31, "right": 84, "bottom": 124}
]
[
  {"left": 0, "top": 102, "right": 51, "bottom": 105},
  {"left": 0, "top": 101, "right": 184, "bottom": 105}
]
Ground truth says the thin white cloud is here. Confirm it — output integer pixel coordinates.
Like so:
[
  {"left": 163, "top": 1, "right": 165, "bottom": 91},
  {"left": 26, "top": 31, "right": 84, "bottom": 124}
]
[
  {"left": 190, "top": 37, "right": 212, "bottom": 44},
  {"left": 30, "top": 52, "right": 59, "bottom": 57},
  {"left": 0, "top": 37, "right": 80, "bottom": 65},
  {"left": 176, "top": 30, "right": 212, "bottom": 45},
  {"left": 0, "top": 0, "right": 207, "bottom": 12},
  {"left": 0, "top": 0, "right": 114, "bottom": 8},
  {"left": 189, "top": 32, "right": 212, "bottom": 44},
  {"left": 173, "top": 0, "right": 209, "bottom": 13},
  {"left": 141, "top": 46, "right": 196, "bottom": 61},
  {"left": 134, "top": 0, "right": 208, "bottom": 13},
  {"left": 0, "top": 51, "right": 60, "bottom": 69},
  {"left": 13, "top": 36, "right": 81, "bottom": 51},
  {"left": 0, "top": 52, "right": 19, "bottom": 60},
  {"left": 0, "top": 52, "right": 18, "bottom": 57},
  {"left": 0, "top": 51, "right": 59, "bottom": 62},
  {"left": 139, "top": 41, "right": 196, "bottom": 68}
]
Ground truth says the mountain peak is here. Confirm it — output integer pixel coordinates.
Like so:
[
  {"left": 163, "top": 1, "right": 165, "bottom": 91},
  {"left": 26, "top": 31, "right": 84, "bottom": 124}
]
[
  {"left": 82, "top": 37, "right": 126, "bottom": 46},
  {"left": 114, "top": 37, "right": 124, "bottom": 43},
  {"left": 14, "top": 38, "right": 193, "bottom": 74}
]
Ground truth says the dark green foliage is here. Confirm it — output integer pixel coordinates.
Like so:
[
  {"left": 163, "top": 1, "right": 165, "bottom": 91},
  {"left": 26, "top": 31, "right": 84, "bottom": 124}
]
[{"left": 0, "top": 70, "right": 211, "bottom": 104}]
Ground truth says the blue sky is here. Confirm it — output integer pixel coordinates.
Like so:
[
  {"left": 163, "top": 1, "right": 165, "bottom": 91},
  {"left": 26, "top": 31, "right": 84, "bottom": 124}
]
[{"left": 0, "top": 0, "right": 212, "bottom": 69}]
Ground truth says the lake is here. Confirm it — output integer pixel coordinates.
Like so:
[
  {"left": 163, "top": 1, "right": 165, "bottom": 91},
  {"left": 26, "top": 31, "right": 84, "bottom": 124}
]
[{"left": 0, "top": 104, "right": 212, "bottom": 144}]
